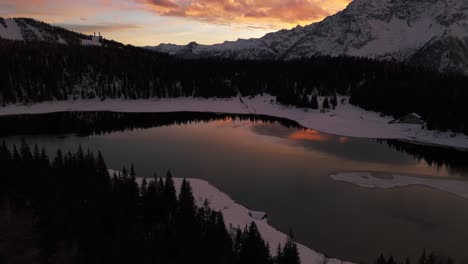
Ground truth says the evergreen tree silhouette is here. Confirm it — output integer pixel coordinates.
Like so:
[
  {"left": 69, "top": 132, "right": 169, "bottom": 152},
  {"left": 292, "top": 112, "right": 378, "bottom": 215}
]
[{"left": 322, "top": 98, "right": 330, "bottom": 109}]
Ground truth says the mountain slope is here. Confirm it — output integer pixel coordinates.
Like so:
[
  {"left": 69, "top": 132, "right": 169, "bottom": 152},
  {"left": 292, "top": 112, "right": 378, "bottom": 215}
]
[
  {"left": 152, "top": 0, "right": 468, "bottom": 74},
  {"left": 0, "top": 17, "right": 104, "bottom": 46}
]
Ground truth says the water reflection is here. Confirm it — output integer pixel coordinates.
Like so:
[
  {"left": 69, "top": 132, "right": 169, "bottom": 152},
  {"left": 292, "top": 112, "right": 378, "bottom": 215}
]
[
  {"left": 1, "top": 111, "right": 467, "bottom": 175},
  {"left": 250, "top": 124, "right": 416, "bottom": 166}
]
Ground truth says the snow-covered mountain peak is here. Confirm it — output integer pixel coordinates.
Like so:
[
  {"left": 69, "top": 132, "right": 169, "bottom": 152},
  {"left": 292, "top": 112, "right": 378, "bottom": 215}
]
[{"left": 151, "top": 0, "right": 468, "bottom": 74}]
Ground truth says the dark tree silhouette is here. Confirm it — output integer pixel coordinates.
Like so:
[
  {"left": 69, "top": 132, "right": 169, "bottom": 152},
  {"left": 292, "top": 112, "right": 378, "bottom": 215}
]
[{"left": 0, "top": 141, "right": 294, "bottom": 264}]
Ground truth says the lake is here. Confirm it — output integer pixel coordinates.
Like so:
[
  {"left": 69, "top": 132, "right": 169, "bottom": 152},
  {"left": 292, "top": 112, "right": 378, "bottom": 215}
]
[{"left": 2, "top": 111, "right": 468, "bottom": 263}]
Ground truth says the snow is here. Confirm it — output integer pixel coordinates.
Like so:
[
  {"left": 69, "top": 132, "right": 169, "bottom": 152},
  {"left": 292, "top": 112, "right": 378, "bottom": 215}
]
[
  {"left": 0, "top": 18, "right": 24, "bottom": 41},
  {"left": 81, "top": 36, "right": 102, "bottom": 46},
  {"left": 26, "top": 24, "right": 44, "bottom": 41},
  {"left": 248, "top": 211, "right": 268, "bottom": 221},
  {"left": 128, "top": 174, "right": 353, "bottom": 264},
  {"left": 349, "top": 17, "right": 445, "bottom": 59},
  {"left": 1, "top": 95, "right": 467, "bottom": 150},
  {"left": 330, "top": 172, "right": 468, "bottom": 199},
  {"left": 57, "top": 37, "right": 67, "bottom": 45}
]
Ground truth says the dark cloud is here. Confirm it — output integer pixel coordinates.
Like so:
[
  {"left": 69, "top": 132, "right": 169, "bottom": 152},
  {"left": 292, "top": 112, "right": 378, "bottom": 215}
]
[{"left": 147, "top": 0, "right": 179, "bottom": 8}]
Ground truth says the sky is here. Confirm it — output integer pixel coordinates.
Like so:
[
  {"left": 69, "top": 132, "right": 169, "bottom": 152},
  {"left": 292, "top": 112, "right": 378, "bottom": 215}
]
[{"left": 0, "top": 0, "right": 352, "bottom": 46}]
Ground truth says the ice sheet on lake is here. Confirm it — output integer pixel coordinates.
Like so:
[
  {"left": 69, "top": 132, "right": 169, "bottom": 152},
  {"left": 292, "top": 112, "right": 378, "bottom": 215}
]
[{"left": 331, "top": 172, "right": 468, "bottom": 198}]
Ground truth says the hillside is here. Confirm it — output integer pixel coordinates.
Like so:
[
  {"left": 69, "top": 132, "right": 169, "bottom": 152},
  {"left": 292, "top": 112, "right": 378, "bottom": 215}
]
[{"left": 0, "top": 17, "right": 123, "bottom": 47}]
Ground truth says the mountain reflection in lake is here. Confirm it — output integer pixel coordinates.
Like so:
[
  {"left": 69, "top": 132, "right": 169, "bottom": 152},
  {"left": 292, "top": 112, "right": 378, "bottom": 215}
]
[{"left": 2, "top": 111, "right": 468, "bottom": 263}]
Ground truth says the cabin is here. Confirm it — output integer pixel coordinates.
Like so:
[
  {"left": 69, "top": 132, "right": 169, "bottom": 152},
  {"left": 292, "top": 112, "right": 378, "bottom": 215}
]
[
  {"left": 389, "top": 113, "right": 424, "bottom": 124},
  {"left": 248, "top": 211, "right": 268, "bottom": 221}
]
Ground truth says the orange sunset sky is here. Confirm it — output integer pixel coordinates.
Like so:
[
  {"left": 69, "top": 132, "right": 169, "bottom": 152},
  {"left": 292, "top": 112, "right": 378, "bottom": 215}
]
[{"left": 1, "top": 0, "right": 351, "bottom": 46}]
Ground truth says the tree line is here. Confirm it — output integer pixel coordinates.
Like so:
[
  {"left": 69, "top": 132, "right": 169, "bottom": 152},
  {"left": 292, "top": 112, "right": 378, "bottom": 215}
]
[
  {"left": 0, "top": 141, "right": 300, "bottom": 264},
  {"left": 378, "top": 139, "right": 468, "bottom": 176},
  {"left": 1, "top": 39, "right": 467, "bottom": 133},
  {"left": 0, "top": 111, "right": 301, "bottom": 137},
  {"left": 374, "top": 249, "right": 453, "bottom": 264}
]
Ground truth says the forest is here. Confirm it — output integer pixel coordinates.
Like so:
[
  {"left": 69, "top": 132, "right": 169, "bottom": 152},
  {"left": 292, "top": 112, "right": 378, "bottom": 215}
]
[
  {"left": 0, "top": 141, "right": 301, "bottom": 264},
  {"left": 1, "top": 39, "right": 468, "bottom": 133}
]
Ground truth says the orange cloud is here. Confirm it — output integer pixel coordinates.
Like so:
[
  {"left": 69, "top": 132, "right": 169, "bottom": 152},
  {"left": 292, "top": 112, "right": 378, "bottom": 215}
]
[{"left": 139, "top": 0, "right": 351, "bottom": 28}]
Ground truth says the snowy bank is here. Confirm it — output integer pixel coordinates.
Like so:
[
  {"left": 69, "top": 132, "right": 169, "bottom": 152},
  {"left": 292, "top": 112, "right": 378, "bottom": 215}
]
[
  {"left": 1, "top": 95, "right": 467, "bottom": 149},
  {"left": 123, "top": 174, "right": 353, "bottom": 264},
  {"left": 331, "top": 172, "right": 468, "bottom": 199}
]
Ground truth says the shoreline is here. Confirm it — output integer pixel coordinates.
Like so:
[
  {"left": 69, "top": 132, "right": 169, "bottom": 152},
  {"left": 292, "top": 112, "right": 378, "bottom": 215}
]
[
  {"left": 1, "top": 95, "right": 467, "bottom": 150},
  {"left": 128, "top": 175, "right": 354, "bottom": 264}
]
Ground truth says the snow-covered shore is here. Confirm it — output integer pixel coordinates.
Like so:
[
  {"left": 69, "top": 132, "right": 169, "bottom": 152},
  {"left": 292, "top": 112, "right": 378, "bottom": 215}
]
[
  {"left": 331, "top": 172, "right": 468, "bottom": 199},
  {"left": 132, "top": 176, "right": 352, "bottom": 264},
  {"left": 1, "top": 95, "right": 467, "bottom": 149}
]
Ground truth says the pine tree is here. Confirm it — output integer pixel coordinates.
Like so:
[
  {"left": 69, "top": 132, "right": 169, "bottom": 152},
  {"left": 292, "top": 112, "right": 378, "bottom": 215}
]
[
  {"left": 233, "top": 228, "right": 243, "bottom": 260},
  {"left": 310, "top": 95, "right": 319, "bottom": 109},
  {"left": 96, "top": 151, "right": 108, "bottom": 180},
  {"left": 276, "top": 243, "right": 284, "bottom": 264},
  {"left": 331, "top": 93, "right": 338, "bottom": 109},
  {"left": 418, "top": 249, "right": 427, "bottom": 264},
  {"left": 121, "top": 166, "right": 128, "bottom": 178},
  {"left": 322, "top": 97, "right": 330, "bottom": 109},
  {"left": 178, "top": 178, "right": 196, "bottom": 219},
  {"left": 279, "top": 230, "right": 300, "bottom": 264},
  {"left": 239, "top": 222, "right": 272, "bottom": 264},
  {"left": 130, "top": 163, "right": 136, "bottom": 178},
  {"left": 141, "top": 178, "right": 148, "bottom": 197},
  {"left": 405, "top": 257, "right": 411, "bottom": 264},
  {"left": 157, "top": 177, "right": 165, "bottom": 195},
  {"left": 376, "top": 254, "right": 386, "bottom": 264},
  {"left": 163, "top": 171, "right": 177, "bottom": 217}
]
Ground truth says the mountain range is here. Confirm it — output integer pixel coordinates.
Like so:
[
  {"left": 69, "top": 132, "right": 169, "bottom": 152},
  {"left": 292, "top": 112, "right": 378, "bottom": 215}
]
[
  {"left": 1, "top": 0, "right": 468, "bottom": 74},
  {"left": 152, "top": 0, "right": 468, "bottom": 74}
]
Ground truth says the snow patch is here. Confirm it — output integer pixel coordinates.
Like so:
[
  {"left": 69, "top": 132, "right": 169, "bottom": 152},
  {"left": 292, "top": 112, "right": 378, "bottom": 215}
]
[
  {"left": 57, "top": 37, "right": 67, "bottom": 45},
  {"left": 81, "top": 36, "right": 102, "bottom": 46},
  {"left": 248, "top": 211, "right": 268, "bottom": 221},
  {"left": 0, "top": 18, "right": 24, "bottom": 41}
]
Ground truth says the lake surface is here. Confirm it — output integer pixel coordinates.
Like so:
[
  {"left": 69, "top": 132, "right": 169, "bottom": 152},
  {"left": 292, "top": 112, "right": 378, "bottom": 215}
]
[{"left": 2, "top": 112, "right": 468, "bottom": 263}]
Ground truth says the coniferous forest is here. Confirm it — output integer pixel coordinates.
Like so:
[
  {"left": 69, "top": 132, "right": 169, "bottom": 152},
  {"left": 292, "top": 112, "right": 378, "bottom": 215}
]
[
  {"left": 1, "top": 39, "right": 468, "bottom": 133},
  {"left": 0, "top": 141, "right": 302, "bottom": 264}
]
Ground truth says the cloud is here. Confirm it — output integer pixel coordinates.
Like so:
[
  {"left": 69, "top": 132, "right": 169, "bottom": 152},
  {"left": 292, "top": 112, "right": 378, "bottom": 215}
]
[
  {"left": 148, "top": 0, "right": 179, "bottom": 8},
  {"left": 56, "top": 23, "right": 140, "bottom": 34},
  {"left": 0, "top": 0, "right": 99, "bottom": 20},
  {"left": 138, "top": 0, "right": 351, "bottom": 28}
]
